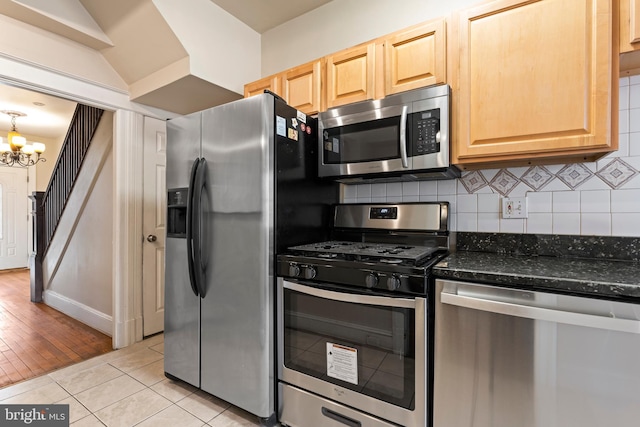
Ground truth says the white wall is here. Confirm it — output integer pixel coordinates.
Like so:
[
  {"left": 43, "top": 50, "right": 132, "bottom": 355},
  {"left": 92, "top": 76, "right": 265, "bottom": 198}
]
[
  {"left": 0, "top": 14, "right": 126, "bottom": 91},
  {"left": 43, "top": 112, "right": 114, "bottom": 335},
  {"left": 343, "top": 77, "right": 640, "bottom": 237},
  {"left": 261, "top": 0, "right": 480, "bottom": 75},
  {"left": 47, "top": 149, "right": 113, "bottom": 314}
]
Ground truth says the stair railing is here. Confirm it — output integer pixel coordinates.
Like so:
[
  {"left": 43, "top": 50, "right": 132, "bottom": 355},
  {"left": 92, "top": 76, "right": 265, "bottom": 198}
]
[{"left": 40, "top": 104, "right": 104, "bottom": 255}]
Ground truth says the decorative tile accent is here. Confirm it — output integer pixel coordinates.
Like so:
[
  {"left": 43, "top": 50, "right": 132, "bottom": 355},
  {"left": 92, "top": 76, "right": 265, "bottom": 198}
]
[
  {"left": 520, "top": 166, "right": 554, "bottom": 191},
  {"left": 460, "top": 171, "right": 489, "bottom": 194},
  {"left": 556, "top": 163, "right": 594, "bottom": 189},
  {"left": 488, "top": 169, "right": 519, "bottom": 196},
  {"left": 595, "top": 158, "right": 639, "bottom": 189}
]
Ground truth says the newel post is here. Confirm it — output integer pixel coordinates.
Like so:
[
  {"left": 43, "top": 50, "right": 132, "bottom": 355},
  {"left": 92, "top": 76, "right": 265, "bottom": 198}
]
[{"left": 29, "top": 191, "right": 45, "bottom": 303}]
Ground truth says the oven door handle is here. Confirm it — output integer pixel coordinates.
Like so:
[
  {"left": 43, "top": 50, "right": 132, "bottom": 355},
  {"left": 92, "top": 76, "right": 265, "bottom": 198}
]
[{"left": 283, "top": 280, "right": 417, "bottom": 309}]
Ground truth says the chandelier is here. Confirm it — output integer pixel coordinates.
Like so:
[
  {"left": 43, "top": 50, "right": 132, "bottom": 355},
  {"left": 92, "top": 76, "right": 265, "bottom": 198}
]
[{"left": 1, "top": 110, "right": 46, "bottom": 167}]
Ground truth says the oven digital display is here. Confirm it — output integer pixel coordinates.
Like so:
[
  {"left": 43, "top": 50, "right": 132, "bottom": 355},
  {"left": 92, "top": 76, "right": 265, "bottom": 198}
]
[{"left": 370, "top": 207, "right": 397, "bottom": 219}]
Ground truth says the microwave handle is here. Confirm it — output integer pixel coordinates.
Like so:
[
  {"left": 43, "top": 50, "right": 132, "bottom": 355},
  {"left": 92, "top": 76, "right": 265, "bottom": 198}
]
[{"left": 399, "top": 105, "right": 409, "bottom": 168}]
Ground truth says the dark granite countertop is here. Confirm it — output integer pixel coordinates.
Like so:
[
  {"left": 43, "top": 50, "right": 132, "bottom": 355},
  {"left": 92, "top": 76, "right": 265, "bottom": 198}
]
[{"left": 434, "top": 233, "right": 640, "bottom": 301}]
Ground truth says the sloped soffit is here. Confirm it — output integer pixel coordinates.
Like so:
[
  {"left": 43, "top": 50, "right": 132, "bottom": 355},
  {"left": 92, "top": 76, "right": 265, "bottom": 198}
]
[
  {"left": 79, "top": 0, "right": 188, "bottom": 85},
  {"left": 79, "top": 0, "right": 243, "bottom": 114}
]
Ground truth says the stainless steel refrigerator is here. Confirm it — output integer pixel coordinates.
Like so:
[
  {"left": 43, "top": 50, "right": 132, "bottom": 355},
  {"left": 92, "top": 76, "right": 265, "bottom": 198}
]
[{"left": 164, "top": 93, "right": 336, "bottom": 422}]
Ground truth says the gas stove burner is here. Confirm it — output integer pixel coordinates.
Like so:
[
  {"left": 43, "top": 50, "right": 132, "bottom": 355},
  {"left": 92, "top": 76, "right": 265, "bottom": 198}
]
[
  {"left": 318, "top": 253, "right": 338, "bottom": 259},
  {"left": 289, "top": 240, "right": 440, "bottom": 265},
  {"left": 278, "top": 203, "right": 450, "bottom": 296},
  {"left": 319, "top": 242, "right": 353, "bottom": 250},
  {"left": 378, "top": 249, "right": 404, "bottom": 255}
]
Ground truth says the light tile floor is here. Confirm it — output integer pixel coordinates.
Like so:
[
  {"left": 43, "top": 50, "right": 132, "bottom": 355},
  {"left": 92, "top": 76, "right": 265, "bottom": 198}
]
[{"left": 0, "top": 334, "right": 264, "bottom": 426}]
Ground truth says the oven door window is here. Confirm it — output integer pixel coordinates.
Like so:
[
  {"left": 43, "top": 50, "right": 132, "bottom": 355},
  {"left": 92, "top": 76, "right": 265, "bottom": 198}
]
[
  {"left": 283, "top": 288, "right": 416, "bottom": 410},
  {"left": 323, "top": 117, "right": 401, "bottom": 164}
]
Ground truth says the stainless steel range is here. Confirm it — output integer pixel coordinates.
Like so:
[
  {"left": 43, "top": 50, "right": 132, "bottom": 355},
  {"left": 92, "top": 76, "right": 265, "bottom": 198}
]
[{"left": 277, "top": 202, "right": 450, "bottom": 427}]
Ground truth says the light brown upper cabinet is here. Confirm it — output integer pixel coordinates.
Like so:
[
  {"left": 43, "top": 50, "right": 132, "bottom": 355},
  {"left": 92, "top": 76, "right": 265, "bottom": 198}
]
[
  {"left": 281, "top": 60, "right": 323, "bottom": 115},
  {"left": 244, "top": 16, "right": 448, "bottom": 113},
  {"left": 620, "top": 0, "right": 640, "bottom": 74},
  {"left": 383, "top": 18, "right": 446, "bottom": 96},
  {"left": 452, "top": 0, "right": 618, "bottom": 169},
  {"left": 621, "top": 0, "right": 640, "bottom": 53},
  {"left": 243, "top": 61, "right": 321, "bottom": 115},
  {"left": 244, "top": 75, "right": 280, "bottom": 99},
  {"left": 325, "top": 43, "right": 377, "bottom": 109}
]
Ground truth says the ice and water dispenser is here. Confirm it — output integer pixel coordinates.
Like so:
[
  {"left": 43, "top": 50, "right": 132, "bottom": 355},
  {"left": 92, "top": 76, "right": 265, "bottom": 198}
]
[{"left": 167, "top": 188, "right": 188, "bottom": 238}]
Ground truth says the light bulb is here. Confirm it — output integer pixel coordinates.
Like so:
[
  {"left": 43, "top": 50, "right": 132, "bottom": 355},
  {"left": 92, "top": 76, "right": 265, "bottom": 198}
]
[
  {"left": 12, "top": 135, "right": 26, "bottom": 148},
  {"left": 32, "top": 142, "right": 45, "bottom": 153},
  {"left": 0, "top": 143, "right": 11, "bottom": 153},
  {"left": 21, "top": 145, "right": 35, "bottom": 155}
]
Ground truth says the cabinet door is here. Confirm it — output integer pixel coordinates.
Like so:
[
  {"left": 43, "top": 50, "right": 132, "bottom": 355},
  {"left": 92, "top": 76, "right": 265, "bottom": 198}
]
[
  {"left": 453, "top": 0, "right": 617, "bottom": 168},
  {"left": 282, "top": 60, "right": 322, "bottom": 115},
  {"left": 621, "top": 0, "right": 640, "bottom": 53},
  {"left": 244, "top": 75, "right": 280, "bottom": 98},
  {"left": 384, "top": 18, "right": 446, "bottom": 96},
  {"left": 325, "top": 43, "right": 376, "bottom": 109}
]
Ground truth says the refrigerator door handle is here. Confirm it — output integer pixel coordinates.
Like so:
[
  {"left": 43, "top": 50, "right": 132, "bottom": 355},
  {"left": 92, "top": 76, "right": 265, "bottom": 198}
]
[
  {"left": 192, "top": 158, "right": 208, "bottom": 297},
  {"left": 186, "top": 158, "right": 201, "bottom": 297}
]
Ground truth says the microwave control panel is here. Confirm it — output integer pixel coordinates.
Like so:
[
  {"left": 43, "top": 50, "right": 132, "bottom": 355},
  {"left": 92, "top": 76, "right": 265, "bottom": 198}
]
[{"left": 411, "top": 109, "right": 440, "bottom": 156}]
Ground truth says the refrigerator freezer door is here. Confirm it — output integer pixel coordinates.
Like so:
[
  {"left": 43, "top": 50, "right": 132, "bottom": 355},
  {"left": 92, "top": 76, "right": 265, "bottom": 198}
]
[
  {"left": 164, "top": 112, "right": 202, "bottom": 387},
  {"left": 164, "top": 238, "right": 200, "bottom": 387},
  {"left": 166, "top": 112, "right": 201, "bottom": 190},
  {"left": 199, "top": 94, "right": 275, "bottom": 418}
]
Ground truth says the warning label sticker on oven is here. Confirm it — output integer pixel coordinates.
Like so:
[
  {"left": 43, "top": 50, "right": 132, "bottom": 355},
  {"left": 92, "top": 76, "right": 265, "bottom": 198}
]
[{"left": 327, "top": 343, "right": 358, "bottom": 385}]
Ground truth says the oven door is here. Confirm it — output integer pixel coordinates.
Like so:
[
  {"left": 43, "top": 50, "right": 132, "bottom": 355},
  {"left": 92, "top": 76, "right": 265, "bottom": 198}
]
[{"left": 277, "top": 278, "right": 427, "bottom": 427}]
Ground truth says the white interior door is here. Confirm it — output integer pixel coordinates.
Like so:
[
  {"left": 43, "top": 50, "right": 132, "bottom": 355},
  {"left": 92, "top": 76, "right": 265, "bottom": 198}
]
[
  {"left": 0, "top": 167, "right": 29, "bottom": 270},
  {"left": 142, "top": 116, "right": 167, "bottom": 336}
]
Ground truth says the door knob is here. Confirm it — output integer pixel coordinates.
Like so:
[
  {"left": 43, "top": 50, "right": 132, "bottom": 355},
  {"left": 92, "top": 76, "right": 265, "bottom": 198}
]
[{"left": 146, "top": 234, "right": 157, "bottom": 242}]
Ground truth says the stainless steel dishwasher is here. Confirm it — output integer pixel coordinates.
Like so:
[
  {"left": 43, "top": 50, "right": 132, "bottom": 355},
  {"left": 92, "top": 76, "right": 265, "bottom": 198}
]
[{"left": 434, "top": 279, "right": 640, "bottom": 427}]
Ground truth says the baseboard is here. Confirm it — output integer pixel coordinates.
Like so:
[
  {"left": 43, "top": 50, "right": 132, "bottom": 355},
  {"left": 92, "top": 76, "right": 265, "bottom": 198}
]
[
  {"left": 113, "top": 315, "right": 142, "bottom": 349},
  {"left": 43, "top": 290, "right": 112, "bottom": 337}
]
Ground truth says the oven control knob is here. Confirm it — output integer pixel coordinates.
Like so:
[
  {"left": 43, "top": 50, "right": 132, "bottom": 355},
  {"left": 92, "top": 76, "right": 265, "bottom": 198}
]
[
  {"left": 365, "top": 273, "right": 379, "bottom": 288},
  {"left": 304, "top": 266, "right": 317, "bottom": 280},
  {"left": 288, "top": 264, "right": 301, "bottom": 277},
  {"left": 387, "top": 275, "right": 401, "bottom": 291}
]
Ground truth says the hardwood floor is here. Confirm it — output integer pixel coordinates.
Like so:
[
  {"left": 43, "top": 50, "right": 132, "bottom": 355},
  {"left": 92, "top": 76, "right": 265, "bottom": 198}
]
[{"left": 0, "top": 269, "right": 113, "bottom": 388}]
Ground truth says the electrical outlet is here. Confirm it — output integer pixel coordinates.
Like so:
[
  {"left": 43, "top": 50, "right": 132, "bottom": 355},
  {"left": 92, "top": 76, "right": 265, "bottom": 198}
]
[{"left": 502, "top": 197, "right": 528, "bottom": 218}]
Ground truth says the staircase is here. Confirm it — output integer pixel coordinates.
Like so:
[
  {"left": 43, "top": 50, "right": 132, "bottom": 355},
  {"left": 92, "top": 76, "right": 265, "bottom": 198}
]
[{"left": 30, "top": 104, "right": 104, "bottom": 302}]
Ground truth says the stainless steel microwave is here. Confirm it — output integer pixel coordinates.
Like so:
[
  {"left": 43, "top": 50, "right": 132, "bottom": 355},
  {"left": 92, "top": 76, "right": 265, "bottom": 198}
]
[{"left": 318, "top": 84, "right": 459, "bottom": 181}]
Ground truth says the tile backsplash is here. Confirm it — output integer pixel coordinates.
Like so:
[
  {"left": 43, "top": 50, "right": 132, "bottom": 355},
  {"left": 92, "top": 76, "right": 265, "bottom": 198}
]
[{"left": 342, "top": 76, "right": 640, "bottom": 237}]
